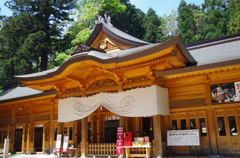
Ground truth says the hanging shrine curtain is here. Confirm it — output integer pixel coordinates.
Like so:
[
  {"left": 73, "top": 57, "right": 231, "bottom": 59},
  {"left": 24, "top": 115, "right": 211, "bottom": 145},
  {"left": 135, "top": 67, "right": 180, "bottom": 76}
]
[{"left": 58, "top": 85, "right": 169, "bottom": 122}]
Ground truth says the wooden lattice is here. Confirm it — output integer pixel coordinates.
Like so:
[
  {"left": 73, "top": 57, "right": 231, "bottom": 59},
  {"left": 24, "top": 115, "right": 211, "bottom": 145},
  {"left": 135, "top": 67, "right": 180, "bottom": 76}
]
[{"left": 170, "top": 97, "right": 205, "bottom": 108}]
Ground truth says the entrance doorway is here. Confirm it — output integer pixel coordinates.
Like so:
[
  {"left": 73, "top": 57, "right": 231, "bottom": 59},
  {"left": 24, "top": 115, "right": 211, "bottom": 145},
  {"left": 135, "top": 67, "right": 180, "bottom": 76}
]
[
  {"left": 34, "top": 127, "right": 43, "bottom": 152},
  {"left": 142, "top": 117, "right": 153, "bottom": 141},
  {"left": 14, "top": 127, "right": 23, "bottom": 152},
  {"left": 214, "top": 107, "right": 240, "bottom": 155},
  {"left": 104, "top": 116, "right": 119, "bottom": 143},
  {"left": 169, "top": 110, "right": 210, "bottom": 155}
]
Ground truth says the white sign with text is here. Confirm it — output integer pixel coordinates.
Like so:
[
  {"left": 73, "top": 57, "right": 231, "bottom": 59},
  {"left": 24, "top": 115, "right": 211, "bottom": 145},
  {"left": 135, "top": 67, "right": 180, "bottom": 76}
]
[{"left": 167, "top": 129, "right": 200, "bottom": 146}]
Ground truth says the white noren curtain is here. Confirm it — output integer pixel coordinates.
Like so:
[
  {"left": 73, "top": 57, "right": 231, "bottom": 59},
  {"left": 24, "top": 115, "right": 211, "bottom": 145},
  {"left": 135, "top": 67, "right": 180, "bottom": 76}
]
[{"left": 58, "top": 85, "right": 169, "bottom": 122}]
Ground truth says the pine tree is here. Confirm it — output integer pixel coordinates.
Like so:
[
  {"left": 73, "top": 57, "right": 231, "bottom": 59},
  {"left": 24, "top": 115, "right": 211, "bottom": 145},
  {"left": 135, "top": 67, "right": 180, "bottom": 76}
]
[
  {"left": 4, "top": 0, "right": 76, "bottom": 71},
  {"left": 111, "top": 0, "right": 145, "bottom": 40},
  {"left": 0, "top": 0, "right": 76, "bottom": 89},
  {"left": 202, "top": 0, "right": 229, "bottom": 40},
  {"left": 142, "top": 8, "right": 162, "bottom": 43},
  {"left": 177, "top": 0, "right": 198, "bottom": 44}
]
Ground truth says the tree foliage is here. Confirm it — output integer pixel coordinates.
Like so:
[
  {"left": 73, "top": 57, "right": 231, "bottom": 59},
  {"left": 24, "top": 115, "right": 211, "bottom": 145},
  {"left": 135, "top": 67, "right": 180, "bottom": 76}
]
[
  {"left": 143, "top": 8, "right": 162, "bottom": 43},
  {"left": 111, "top": 0, "right": 145, "bottom": 40},
  {"left": 177, "top": 0, "right": 198, "bottom": 44},
  {"left": 0, "top": 13, "right": 42, "bottom": 88},
  {"left": 160, "top": 10, "right": 179, "bottom": 42},
  {"left": 0, "top": 0, "right": 76, "bottom": 89},
  {"left": 5, "top": 0, "right": 76, "bottom": 71},
  {"left": 201, "top": 0, "right": 229, "bottom": 40},
  {"left": 228, "top": 0, "right": 240, "bottom": 34}
]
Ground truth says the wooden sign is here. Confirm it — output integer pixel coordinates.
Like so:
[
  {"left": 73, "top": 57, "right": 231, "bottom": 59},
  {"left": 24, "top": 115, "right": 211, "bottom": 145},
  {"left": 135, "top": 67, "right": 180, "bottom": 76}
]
[{"left": 167, "top": 129, "right": 200, "bottom": 146}]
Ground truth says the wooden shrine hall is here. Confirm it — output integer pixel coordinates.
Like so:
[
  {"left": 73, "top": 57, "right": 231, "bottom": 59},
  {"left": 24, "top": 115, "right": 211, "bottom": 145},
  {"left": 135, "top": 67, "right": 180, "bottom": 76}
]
[{"left": 0, "top": 13, "right": 240, "bottom": 157}]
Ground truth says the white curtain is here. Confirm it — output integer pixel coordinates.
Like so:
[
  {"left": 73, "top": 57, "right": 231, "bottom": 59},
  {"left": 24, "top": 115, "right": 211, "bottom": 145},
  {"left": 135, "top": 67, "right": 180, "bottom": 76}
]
[{"left": 58, "top": 85, "right": 169, "bottom": 122}]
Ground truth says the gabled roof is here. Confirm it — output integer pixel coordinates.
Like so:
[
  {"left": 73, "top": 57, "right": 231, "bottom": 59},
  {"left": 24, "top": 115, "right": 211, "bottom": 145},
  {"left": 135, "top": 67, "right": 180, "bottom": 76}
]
[{"left": 85, "top": 20, "right": 149, "bottom": 47}]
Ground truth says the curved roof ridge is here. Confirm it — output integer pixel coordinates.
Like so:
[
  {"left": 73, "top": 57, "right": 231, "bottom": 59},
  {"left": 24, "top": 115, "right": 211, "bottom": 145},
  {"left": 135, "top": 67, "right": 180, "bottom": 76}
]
[{"left": 85, "top": 21, "right": 149, "bottom": 47}]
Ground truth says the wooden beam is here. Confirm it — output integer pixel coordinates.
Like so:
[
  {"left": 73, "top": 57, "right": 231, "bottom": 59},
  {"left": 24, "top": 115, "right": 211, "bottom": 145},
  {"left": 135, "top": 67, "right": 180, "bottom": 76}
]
[{"left": 81, "top": 117, "right": 88, "bottom": 157}]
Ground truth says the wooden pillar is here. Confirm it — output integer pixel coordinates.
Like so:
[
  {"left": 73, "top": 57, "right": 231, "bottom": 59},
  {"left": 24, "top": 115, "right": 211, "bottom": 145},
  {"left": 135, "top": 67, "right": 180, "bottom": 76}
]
[
  {"left": 81, "top": 117, "right": 88, "bottom": 158},
  {"left": 49, "top": 100, "right": 54, "bottom": 153},
  {"left": 153, "top": 115, "right": 163, "bottom": 158},
  {"left": 99, "top": 114, "right": 104, "bottom": 143},
  {"left": 119, "top": 116, "right": 126, "bottom": 158},
  {"left": 26, "top": 124, "right": 31, "bottom": 154},
  {"left": 42, "top": 125, "right": 46, "bottom": 153},
  {"left": 204, "top": 76, "right": 218, "bottom": 155},
  {"left": 207, "top": 108, "right": 218, "bottom": 155},
  {"left": 57, "top": 123, "right": 63, "bottom": 157},
  {"left": 96, "top": 112, "right": 100, "bottom": 143},
  {"left": 21, "top": 125, "right": 26, "bottom": 153}
]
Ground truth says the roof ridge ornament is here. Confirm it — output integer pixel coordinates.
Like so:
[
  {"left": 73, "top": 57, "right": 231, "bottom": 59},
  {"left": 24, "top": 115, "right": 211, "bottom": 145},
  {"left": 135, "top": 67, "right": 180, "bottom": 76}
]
[{"left": 96, "top": 10, "right": 112, "bottom": 26}]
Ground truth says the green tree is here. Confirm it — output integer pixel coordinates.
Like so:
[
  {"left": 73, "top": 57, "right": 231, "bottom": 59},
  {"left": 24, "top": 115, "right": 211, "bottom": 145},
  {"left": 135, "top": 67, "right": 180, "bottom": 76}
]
[
  {"left": 143, "top": 8, "right": 162, "bottom": 43},
  {"left": 228, "top": 0, "right": 240, "bottom": 34},
  {"left": 50, "top": 0, "right": 126, "bottom": 69},
  {"left": 70, "top": 0, "right": 125, "bottom": 33},
  {"left": 160, "top": 10, "right": 179, "bottom": 42},
  {"left": 202, "top": 0, "right": 229, "bottom": 40},
  {"left": 111, "top": 0, "right": 145, "bottom": 40},
  {"left": 0, "top": 0, "right": 76, "bottom": 89},
  {"left": 177, "top": 0, "right": 198, "bottom": 44},
  {"left": 0, "top": 13, "right": 40, "bottom": 88},
  {"left": 5, "top": 0, "right": 76, "bottom": 71}
]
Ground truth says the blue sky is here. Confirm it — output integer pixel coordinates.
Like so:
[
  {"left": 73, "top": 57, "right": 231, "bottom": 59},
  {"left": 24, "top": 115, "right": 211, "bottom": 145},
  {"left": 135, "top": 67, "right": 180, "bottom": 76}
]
[
  {"left": 1, "top": 0, "right": 205, "bottom": 17},
  {"left": 129, "top": 0, "right": 205, "bottom": 16}
]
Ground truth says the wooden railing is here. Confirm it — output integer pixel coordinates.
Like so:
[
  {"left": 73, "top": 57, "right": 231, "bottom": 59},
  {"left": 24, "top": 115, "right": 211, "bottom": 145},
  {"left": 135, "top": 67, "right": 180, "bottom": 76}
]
[
  {"left": 87, "top": 143, "right": 153, "bottom": 157},
  {"left": 88, "top": 143, "right": 117, "bottom": 156}
]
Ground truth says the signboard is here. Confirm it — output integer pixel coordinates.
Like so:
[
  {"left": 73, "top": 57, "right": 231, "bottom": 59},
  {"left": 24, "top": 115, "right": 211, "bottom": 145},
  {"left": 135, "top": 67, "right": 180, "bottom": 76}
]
[
  {"left": 211, "top": 81, "right": 240, "bottom": 103},
  {"left": 116, "top": 127, "right": 124, "bottom": 154},
  {"left": 55, "top": 134, "right": 62, "bottom": 152},
  {"left": 62, "top": 134, "right": 69, "bottom": 152},
  {"left": 167, "top": 129, "right": 200, "bottom": 146}
]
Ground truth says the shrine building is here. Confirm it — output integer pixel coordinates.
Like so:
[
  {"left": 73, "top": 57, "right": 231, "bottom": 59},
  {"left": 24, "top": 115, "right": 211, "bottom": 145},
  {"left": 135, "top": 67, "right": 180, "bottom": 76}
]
[{"left": 0, "top": 14, "right": 240, "bottom": 157}]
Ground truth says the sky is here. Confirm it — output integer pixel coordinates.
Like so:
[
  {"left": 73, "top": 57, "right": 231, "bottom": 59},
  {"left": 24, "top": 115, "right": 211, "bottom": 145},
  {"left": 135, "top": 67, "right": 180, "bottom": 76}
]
[
  {"left": 129, "top": 0, "right": 205, "bottom": 16},
  {"left": 0, "top": 0, "right": 205, "bottom": 17}
]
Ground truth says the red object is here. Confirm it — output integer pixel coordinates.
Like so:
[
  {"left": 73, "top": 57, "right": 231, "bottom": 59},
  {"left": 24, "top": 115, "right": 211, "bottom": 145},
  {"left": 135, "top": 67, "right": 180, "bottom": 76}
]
[
  {"left": 123, "top": 132, "right": 132, "bottom": 146},
  {"left": 144, "top": 136, "right": 150, "bottom": 142},
  {"left": 55, "top": 148, "right": 60, "bottom": 152},
  {"left": 116, "top": 127, "right": 124, "bottom": 154},
  {"left": 116, "top": 147, "right": 122, "bottom": 154}
]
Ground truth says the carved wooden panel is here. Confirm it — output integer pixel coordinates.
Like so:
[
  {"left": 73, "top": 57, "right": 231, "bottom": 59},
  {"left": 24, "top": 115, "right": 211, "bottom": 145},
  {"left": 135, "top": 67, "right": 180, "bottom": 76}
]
[{"left": 89, "top": 79, "right": 117, "bottom": 89}]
